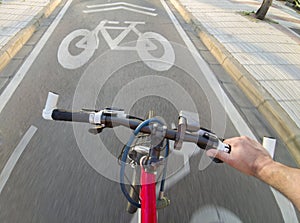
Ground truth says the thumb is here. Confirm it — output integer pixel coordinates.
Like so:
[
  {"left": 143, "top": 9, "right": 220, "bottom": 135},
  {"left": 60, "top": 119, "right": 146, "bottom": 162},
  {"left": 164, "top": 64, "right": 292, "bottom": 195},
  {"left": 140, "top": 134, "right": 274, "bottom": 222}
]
[{"left": 206, "top": 149, "right": 230, "bottom": 163}]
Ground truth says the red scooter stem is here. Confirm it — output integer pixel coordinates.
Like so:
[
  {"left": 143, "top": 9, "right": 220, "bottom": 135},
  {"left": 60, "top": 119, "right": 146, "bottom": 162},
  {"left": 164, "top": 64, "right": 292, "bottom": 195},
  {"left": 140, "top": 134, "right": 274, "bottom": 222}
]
[{"left": 141, "top": 167, "right": 157, "bottom": 223}]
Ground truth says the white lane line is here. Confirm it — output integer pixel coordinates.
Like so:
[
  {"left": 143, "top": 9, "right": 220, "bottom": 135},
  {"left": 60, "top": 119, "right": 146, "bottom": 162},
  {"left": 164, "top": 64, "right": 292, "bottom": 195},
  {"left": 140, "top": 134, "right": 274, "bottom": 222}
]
[
  {"left": 0, "top": 0, "right": 73, "bottom": 115},
  {"left": 160, "top": 1, "right": 298, "bottom": 222},
  {"left": 263, "top": 137, "right": 299, "bottom": 223},
  {"left": 270, "top": 188, "right": 298, "bottom": 223},
  {"left": 0, "top": 125, "right": 37, "bottom": 194}
]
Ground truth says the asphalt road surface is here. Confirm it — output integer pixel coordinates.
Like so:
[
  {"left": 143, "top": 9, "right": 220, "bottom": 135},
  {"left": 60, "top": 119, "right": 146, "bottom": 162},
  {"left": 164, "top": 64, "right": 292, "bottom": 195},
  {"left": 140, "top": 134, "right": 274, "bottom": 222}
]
[{"left": 0, "top": 0, "right": 299, "bottom": 222}]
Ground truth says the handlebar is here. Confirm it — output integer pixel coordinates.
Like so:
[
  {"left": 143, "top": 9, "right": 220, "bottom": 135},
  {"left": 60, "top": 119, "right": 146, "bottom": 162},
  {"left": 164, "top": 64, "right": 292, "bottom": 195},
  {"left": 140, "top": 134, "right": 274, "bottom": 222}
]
[{"left": 42, "top": 92, "right": 231, "bottom": 154}]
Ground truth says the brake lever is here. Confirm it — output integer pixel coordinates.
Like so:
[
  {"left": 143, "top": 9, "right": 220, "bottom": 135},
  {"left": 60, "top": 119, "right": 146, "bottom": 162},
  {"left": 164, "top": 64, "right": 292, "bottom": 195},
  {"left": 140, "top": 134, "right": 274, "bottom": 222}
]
[{"left": 88, "top": 126, "right": 105, "bottom": 135}]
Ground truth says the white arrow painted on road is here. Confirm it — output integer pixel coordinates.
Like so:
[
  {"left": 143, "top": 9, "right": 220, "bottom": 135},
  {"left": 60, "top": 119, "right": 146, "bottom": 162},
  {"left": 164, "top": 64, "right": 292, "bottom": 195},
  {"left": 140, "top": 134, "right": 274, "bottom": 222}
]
[{"left": 83, "top": 2, "right": 157, "bottom": 16}]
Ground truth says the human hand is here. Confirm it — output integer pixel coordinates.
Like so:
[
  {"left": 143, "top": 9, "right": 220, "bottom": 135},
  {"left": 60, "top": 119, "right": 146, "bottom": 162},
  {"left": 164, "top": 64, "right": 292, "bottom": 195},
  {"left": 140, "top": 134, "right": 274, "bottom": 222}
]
[{"left": 206, "top": 136, "right": 274, "bottom": 176}]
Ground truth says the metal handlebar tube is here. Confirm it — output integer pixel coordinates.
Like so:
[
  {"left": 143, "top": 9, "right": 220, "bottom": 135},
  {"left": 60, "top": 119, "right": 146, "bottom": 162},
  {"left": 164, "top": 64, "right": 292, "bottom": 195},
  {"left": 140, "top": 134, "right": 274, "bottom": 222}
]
[
  {"left": 44, "top": 109, "right": 231, "bottom": 155},
  {"left": 42, "top": 92, "right": 231, "bottom": 153},
  {"left": 102, "top": 116, "right": 217, "bottom": 151},
  {"left": 44, "top": 108, "right": 231, "bottom": 155}
]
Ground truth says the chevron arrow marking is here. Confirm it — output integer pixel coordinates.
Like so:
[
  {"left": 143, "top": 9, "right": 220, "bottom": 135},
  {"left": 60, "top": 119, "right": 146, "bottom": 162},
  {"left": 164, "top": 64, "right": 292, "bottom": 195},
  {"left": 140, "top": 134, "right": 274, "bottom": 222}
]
[{"left": 83, "top": 2, "right": 157, "bottom": 16}]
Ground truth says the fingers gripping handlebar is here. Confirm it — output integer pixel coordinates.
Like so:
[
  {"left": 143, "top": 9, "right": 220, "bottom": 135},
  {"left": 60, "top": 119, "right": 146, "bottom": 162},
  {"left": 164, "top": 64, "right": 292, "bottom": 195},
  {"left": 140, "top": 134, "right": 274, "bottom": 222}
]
[{"left": 42, "top": 92, "right": 231, "bottom": 158}]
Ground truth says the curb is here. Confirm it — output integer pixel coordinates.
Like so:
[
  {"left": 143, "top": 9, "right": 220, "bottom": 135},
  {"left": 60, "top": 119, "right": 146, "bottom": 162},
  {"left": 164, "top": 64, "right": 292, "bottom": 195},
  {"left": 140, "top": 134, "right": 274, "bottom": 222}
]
[
  {"left": 169, "top": 0, "right": 300, "bottom": 165},
  {"left": 0, "top": 0, "right": 62, "bottom": 72}
]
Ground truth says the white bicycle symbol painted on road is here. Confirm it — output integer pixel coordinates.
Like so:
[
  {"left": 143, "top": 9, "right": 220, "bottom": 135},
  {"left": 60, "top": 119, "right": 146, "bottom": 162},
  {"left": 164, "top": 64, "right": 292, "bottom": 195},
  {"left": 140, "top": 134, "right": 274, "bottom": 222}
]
[{"left": 58, "top": 20, "right": 175, "bottom": 71}]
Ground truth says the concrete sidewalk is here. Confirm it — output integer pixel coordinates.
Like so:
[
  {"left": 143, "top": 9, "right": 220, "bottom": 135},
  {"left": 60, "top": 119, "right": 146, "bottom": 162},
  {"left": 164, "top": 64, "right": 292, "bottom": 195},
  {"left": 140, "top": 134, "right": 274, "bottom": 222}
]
[
  {"left": 0, "top": 0, "right": 61, "bottom": 72},
  {"left": 170, "top": 0, "right": 300, "bottom": 163}
]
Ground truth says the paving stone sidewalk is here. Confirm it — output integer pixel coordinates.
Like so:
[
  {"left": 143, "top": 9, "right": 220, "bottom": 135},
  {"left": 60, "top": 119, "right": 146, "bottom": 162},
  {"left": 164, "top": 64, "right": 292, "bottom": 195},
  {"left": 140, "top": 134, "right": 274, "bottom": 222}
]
[
  {"left": 170, "top": 0, "right": 300, "bottom": 163},
  {"left": 0, "top": 0, "right": 61, "bottom": 72}
]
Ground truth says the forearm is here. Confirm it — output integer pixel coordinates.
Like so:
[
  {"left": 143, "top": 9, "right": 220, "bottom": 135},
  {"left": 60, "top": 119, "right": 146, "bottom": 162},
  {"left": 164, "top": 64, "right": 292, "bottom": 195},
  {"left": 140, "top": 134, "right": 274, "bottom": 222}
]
[
  {"left": 209, "top": 136, "right": 300, "bottom": 210},
  {"left": 257, "top": 161, "right": 300, "bottom": 210}
]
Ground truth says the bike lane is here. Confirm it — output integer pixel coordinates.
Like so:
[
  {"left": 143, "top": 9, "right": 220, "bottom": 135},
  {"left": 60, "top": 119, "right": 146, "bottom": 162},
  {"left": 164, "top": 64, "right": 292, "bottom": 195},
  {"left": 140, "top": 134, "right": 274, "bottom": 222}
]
[{"left": 0, "top": 0, "right": 297, "bottom": 222}]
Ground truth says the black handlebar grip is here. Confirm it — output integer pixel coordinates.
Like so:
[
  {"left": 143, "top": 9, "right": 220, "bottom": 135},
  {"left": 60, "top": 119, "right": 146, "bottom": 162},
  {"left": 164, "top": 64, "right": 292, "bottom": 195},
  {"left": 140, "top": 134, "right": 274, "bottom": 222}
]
[{"left": 52, "top": 109, "right": 90, "bottom": 123}]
